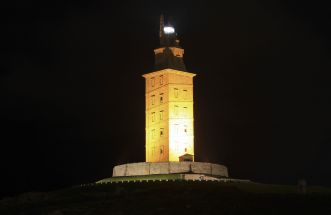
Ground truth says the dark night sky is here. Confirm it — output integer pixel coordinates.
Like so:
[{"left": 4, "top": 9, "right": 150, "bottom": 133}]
[{"left": 2, "top": 0, "right": 331, "bottom": 197}]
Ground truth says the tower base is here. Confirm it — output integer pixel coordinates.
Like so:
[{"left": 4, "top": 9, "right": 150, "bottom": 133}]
[{"left": 112, "top": 161, "right": 228, "bottom": 178}]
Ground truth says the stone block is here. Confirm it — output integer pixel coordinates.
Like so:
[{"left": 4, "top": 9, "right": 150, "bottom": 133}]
[
  {"left": 150, "top": 162, "right": 170, "bottom": 174},
  {"left": 126, "top": 163, "right": 150, "bottom": 176},
  {"left": 191, "top": 162, "right": 212, "bottom": 175},
  {"left": 169, "top": 161, "right": 191, "bottom": 173},
  {"left": 211, "top": 164, "right": 229, "bottom": 177},
  {"left": 112, "top": 164, "right": 126, "bottom": 177}
]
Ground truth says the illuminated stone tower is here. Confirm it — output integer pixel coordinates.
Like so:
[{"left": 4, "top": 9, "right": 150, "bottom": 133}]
[
  {"left": 143, "top": 15, "right": 196, "bottom": 162},
  {"left": 107, "top": 15, "right": 229, "bottom": 180}
]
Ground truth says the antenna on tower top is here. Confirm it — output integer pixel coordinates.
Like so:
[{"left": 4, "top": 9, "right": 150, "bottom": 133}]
[{"left": 160, "top": 14, "right": 164, "bottom": 38}]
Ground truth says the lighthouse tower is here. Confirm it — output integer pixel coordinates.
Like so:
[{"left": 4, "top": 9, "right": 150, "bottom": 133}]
[
  {"left": 108, "top": 16, "right": 228, "bottom": 180},
  {"left": 143, "top": 15, "right": 196, "bottom": 162}
]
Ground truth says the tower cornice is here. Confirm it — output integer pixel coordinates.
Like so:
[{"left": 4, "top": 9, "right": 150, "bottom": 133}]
[{"left": 142, "top": 69, "right": 196, "bottom": 79}]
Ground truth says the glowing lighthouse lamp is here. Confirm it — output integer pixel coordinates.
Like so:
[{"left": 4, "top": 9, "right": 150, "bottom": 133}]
[{"left": 163, "top": 26, "right": 175, "bottom": 34}]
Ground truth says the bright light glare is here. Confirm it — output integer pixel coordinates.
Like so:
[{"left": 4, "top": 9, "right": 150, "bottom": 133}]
[{"left": 164, "top": 26, "right": 175, "bottom": 34}]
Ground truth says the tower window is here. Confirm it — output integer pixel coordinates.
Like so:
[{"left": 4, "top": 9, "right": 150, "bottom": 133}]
[
  {"left": 175, "top": 124, "right": 179, "bottom": 136},
  {"left": 151, "top": 77, "right": 155, "bottom": 87},
  {"left": 160, "top": 75, "right": 164, "bottom": 85},
  {"left": 151, "top": 112, "right": 155, "bottom": 122},
  {"left": 160, "top": 93, "right": 163, "bottom": 103},
  {"left": 160, "top": 146, "right": 164, "bottom": 154},
  {"left": 183, "top": 106, "right": 187, "bottom": 116},
  {"left": 184, "top": 125, "right": 188, "bottom": 133},
  {"left": 183, "top": 89, "right": 188, "bottom": 98},
  {"left": 174, "top": 88, "right": 179, "bottom": 98},
  {"left": 151, "top": 95, "right": 155, "bottom": 105},
  {"left": 174, "top": 105, "right": 179, "bottom": 115},
  {"left": 159, "top": 110, "right": 164, "bottom": 120},
  {"left": 151, "top": 129, "right": 155, "bottom": 139},
  {"left": 160, "top": 128, "right": 164, "bottom": 136}
]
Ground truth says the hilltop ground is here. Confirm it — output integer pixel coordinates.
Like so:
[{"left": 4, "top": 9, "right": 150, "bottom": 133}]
[{"left": 1, "top": 180, "right": 331, "bottom": 215}]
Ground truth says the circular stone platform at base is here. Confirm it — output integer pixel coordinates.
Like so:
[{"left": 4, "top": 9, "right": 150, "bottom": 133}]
[{"left": 112, "top": 162, "right": 228, "bottom": 178}]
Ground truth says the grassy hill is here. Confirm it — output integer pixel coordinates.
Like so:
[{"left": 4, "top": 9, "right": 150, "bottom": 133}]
[{"left": 1, "top": 180, "right": 331, "bottom": 215}]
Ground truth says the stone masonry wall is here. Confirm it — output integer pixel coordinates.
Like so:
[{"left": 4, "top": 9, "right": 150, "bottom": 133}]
[{"left": 113, "top": 162, "right": 228, "bottom": 177}]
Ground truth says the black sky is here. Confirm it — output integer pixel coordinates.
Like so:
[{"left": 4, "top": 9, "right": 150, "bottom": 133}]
[{"left": 2, "top": 0, "right": 331, "bottom": 197}]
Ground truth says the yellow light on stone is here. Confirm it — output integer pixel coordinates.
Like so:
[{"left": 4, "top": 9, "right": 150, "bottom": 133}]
[
  {"left": 110, "top": 16, "right": 229, "bottom": 180},
  {"left": 143, "top": 68, "right": 196, "bottom": 162}
]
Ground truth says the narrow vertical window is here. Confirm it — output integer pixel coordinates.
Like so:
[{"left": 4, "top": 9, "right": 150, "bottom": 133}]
[
  {"left": 174, "top": 88, "right": 179, "bottom": 98},
  {"left": 183, "top": 106, "right": 187, "bottom": 116},
  {"left": 151, "top": 112, "right": 155, "bottom": 122},
  {"left": 159, "top": 93, "right": 163, "bottom": 104},
  {"left": 184, "top": 125, "right": 188, "bottom": 134},
  {"left": 160, "top": 145, "right": 164, "bottom": 154},
  {"left": 151, "top": 77, "right": 155, "bottom": 87},
  {"left": 175, "top": 124, "right": 179, "bottom": 136},
  {"left": 160, "top": 128, "right": 164, "bottom": 137},
  {"left": 159, "top": 110, "right": 164, "bottom": 120},
  {"left": 151, "top": 95, "right": 155, "bottom": 105},
  {"left": 160, "top": 75, "right": 164, "bottom": 85},
  {"left": 174, "top": 105, "right": 179, "bottom": 115},
  {"left": 183, "top": 89, "right": 188, "bottom": 98},
  {"left": 151, "top": 129, "right": 155, "bottom": 139}
]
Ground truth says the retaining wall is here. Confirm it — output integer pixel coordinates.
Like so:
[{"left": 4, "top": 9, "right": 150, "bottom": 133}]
[{"left": 112, "top": 162, "right": 228, "bottom": 177}]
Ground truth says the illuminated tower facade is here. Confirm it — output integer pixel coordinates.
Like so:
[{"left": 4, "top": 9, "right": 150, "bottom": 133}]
[{"left": 143, "top": 15, "right": 196, "bottom": 162}]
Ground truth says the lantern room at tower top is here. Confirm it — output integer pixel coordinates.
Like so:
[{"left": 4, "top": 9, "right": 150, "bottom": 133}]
[{"left": 143, "top": 15, "right": 196, "bottom": 162}]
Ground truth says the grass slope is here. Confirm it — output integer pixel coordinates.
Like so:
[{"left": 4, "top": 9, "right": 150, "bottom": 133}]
[{"left": 1, "top": 181, "right": 331, "bottom": 215}]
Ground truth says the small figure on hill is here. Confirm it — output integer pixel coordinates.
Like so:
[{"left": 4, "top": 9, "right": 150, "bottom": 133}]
[{"left": 298, "top": 178, "right": 307, "bottom": 194}]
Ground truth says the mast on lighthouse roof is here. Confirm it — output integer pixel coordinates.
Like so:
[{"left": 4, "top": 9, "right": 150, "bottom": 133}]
[{"left": 155, "top": 15, "right": 186, "bottom": 71}]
